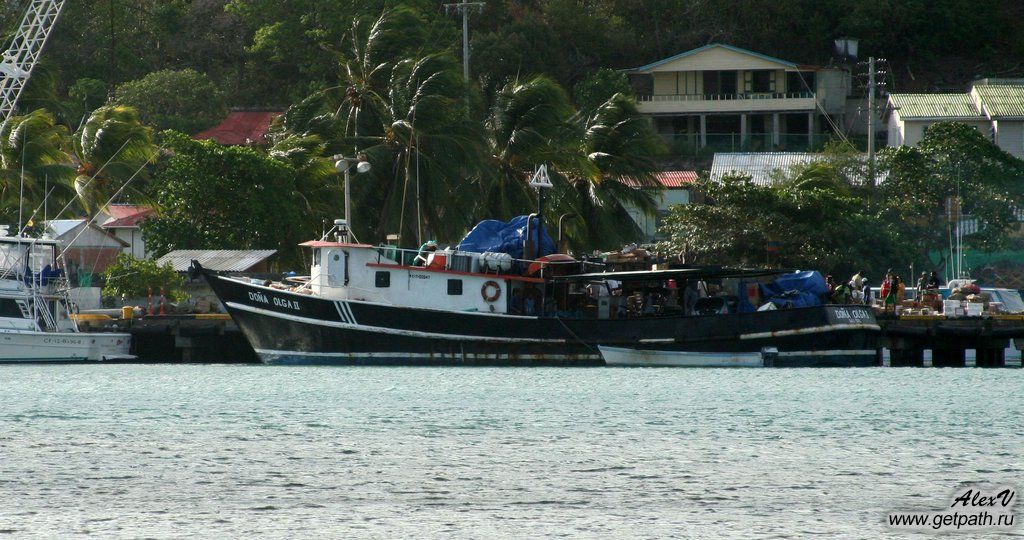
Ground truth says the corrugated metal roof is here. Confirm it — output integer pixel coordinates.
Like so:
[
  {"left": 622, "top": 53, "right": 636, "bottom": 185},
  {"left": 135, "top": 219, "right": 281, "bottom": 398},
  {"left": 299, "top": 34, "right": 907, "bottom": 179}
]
[
  {"left": 621, "top": 171, "right": 698, "bottom": 188},
  {"left": 101, "top": 204, "right": 155, "bottom": 228},
  {"left": 973, "top": 85, "right": 1024, "bottom": 118},
  {"left": 654, "top": 171, "right": 699, "bottom": 188},
  {"left": 710, "top": 152, "right": 819, "bottom": 186},
  {"left": 47, "top": 219, "right": 85, "bottom": 238},
  {"left": 156, "top": 249, "right": 277, "bottom": 272},
  {"left": 888, "top": 93, "right": 982, "bottom": 119}
]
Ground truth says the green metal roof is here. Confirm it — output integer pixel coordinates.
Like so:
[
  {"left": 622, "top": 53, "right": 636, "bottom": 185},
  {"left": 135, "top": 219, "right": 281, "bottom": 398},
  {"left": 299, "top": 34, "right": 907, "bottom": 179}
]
[
  {"left": 888, "top": 93, "right": 982, "bottom": 119},
  {"left": 973, "top": 85, "right": 1024, "bottom": 118},
  {"left": 630, "top": 43, "right": 799, "bottom": 73}
]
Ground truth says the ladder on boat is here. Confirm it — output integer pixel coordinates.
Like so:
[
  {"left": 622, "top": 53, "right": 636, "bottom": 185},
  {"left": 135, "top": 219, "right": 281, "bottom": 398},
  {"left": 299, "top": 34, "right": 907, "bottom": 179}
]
[{"left": 0, "top": 0, "right": 66, "bottom": 129}]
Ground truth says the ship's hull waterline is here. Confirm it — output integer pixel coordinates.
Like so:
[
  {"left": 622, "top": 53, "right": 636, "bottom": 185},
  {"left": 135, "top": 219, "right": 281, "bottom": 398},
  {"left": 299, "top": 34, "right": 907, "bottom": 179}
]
[{"left": 206, "top": 271, "right": 881, "bottom": 367}]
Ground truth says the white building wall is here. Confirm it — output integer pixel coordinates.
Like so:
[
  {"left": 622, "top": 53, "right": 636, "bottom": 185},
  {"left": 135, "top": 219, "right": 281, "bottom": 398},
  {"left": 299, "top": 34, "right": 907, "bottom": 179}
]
[
  {"left": 995, "top": 120, "right": 1024, "bottom": 158},
  {"left": 887, "top": 114, "right": 905, "bottom": 146},
  {"left": 624, "top": 188, "right": 692, "bottom": 242},
  {"left": 110, "top": 228, "right": 147, "bottom": 259},
  {"left": 815, "top": 69, "right": 851, "bottom": 115},
  {"left": 649, "top": 47, "right": 790, "bottom": 72}
]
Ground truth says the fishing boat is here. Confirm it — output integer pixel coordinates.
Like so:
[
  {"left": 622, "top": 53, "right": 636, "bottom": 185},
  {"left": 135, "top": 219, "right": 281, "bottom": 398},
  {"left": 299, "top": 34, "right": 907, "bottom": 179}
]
[
  {"left": 196, "top": 216, "right": 881, "bottom": 367},
  {"left": 0, "top": 229, "right": 133, "bottom": 362}
]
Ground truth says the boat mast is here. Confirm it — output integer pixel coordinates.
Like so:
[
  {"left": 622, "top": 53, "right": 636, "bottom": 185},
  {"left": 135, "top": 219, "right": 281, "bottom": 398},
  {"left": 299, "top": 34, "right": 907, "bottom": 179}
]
[{"left": 529, "top": 164, "right": 553, "bottom": 260}]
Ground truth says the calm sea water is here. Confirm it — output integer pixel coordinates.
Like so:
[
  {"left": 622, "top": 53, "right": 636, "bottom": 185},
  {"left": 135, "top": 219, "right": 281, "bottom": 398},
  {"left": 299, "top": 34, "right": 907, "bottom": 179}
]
[{"left": 0, "top": 365, "right": 1021, "bottom": 539}]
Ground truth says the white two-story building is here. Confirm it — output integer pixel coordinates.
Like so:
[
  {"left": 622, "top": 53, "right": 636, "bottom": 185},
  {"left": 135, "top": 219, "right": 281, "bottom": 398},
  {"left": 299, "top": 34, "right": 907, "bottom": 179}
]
[{"left": 627, "top": 43, "right": 851, "bottom": 153}]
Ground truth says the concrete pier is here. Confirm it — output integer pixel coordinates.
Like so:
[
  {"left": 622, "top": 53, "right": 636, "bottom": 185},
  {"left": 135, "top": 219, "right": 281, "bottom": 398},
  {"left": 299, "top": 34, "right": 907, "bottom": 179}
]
[
  {"left": 78, "top": 314, "right": 259, "bottom": 363},
  {"left": 880, "top": 314, "right": 1024, "bottom": 368}
]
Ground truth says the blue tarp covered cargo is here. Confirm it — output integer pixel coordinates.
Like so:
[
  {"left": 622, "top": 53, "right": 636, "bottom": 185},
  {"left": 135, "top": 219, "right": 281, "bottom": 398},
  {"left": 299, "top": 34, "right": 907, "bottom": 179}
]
[
  {"left": 456, "top": 215, "right": 555, "bottom": 259},
  {"left": 760, "top": 270, "right": 827, "bottom": 309}
]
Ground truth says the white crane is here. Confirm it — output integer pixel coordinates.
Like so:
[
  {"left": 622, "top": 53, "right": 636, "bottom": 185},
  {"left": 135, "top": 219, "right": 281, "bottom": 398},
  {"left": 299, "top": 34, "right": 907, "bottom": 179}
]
[{"left": 0, "top": 0, "right": 66, "bottom": 129}]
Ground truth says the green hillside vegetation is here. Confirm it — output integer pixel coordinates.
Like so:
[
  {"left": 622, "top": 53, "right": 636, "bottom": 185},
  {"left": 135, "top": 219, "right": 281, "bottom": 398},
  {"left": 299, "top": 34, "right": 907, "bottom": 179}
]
[{"left": 0, "top": 1, "right": 1021, "bottom": 275}]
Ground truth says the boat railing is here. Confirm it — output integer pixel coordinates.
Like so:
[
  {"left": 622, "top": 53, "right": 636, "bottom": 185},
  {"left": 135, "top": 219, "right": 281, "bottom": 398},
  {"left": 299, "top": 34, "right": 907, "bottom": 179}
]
[{"left": 372, "top": 245, "right": 604, "bottom": 280}]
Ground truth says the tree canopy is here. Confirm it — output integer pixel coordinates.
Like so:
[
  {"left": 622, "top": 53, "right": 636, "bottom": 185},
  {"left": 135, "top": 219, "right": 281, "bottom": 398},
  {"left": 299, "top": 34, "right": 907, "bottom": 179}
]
[
  {"left": 659, "top": 121, "right": 1024, "bottom": 280},
  {"left": 140, "top": 131, "right": 308, "bottom": 265}
]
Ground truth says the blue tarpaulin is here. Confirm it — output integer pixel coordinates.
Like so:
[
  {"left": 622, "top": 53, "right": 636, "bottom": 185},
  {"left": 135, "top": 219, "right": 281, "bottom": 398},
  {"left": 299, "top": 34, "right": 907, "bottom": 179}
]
[
  {"left": 456, "top": 216, "right": 555, "bottom": 259},
  {"left": 760, "top": 270, "right": 827, "bottom": 309}
]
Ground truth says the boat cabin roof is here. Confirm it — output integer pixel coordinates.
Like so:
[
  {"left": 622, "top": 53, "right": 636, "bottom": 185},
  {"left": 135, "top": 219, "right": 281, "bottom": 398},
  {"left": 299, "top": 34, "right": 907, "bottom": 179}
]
[
  {"left": 0, "top": 235, "right": 58, "bottom": 246},
  {"left": 300, "top": 240, "right": 374, "bottom": 249},
  {"left": 552, "top": 266, "right": 790, "bottom": 283}
]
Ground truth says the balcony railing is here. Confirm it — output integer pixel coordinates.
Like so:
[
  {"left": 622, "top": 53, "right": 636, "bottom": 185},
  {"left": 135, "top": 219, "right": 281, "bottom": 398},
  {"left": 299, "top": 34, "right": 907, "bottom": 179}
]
[
  {"left": 637, "top": 92, "right": 814, "bottom": 102},
  {"left": 658, "top": 132, "right": 873, "bottom": 156}
]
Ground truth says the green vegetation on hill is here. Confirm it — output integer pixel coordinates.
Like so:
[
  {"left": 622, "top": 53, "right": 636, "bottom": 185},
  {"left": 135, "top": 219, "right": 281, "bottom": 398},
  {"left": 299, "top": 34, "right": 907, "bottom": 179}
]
[
  {"left": 6, "top": 1, "right": 1022, "bottom": 114},
  {"left": 0, "top": 1, "right": 1021, "bottom": 275}
]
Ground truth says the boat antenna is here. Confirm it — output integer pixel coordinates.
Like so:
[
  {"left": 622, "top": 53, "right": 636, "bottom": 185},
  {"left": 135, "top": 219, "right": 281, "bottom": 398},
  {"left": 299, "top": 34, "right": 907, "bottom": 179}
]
[
  {"left": 415, "top": 133, "right": 422, "bottom": 247},
  {"left": 17, "top": 184, "right": 57, "bottom": 237},
  {"left": 18, "top": 128, "right": 25, "bottom": 237}
]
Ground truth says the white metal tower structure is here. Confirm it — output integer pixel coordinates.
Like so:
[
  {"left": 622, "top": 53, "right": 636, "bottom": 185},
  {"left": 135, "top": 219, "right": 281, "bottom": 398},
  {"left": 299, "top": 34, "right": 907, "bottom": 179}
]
[{"left": 0, "top": 0, "right": 66, "bottom": 128}]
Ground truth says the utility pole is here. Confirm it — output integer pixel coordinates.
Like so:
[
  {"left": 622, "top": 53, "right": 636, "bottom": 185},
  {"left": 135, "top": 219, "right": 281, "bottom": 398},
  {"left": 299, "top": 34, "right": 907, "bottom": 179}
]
[
  {"left": 862, "top": 56, "right": 887, "bottom": 188},
  {"left": 444, "top": 0, "right": 484, "bottom": 83},
  {"left": 867, "top": 57, "right": 876, "bottom": 188}
]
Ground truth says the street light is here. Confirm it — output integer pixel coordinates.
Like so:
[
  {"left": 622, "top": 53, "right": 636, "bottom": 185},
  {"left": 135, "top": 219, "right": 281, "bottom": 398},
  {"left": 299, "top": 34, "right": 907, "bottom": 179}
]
[{"left": 333, "top": 154, "right": 371, "bottom": 242}]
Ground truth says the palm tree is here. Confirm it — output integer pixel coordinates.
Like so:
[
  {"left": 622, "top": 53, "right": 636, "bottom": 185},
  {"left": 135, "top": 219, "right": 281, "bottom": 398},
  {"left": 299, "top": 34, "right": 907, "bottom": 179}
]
[
  {"left": 268, "top": 132, "right": 341, "bottom": 239},
  {"left": 347, "top": 53, "right": 485, "bottom": 243},
  {"left": 480, "top": 83, "right": 664, "bottom": 249},
  {"left": 0, "top": 109, "right": 75, "bottom": 223},
  {"left": 72, "top": 105, "right": 156, "bottom": 213},
  {"left": 273, "top": 8, "right": 486, "bottom": 245},
  {"left": 481, "top": 75, "right": 580, "bottom": 221},
  {"left": 554, "top": 93, "right": 664, "bottom": 248}
]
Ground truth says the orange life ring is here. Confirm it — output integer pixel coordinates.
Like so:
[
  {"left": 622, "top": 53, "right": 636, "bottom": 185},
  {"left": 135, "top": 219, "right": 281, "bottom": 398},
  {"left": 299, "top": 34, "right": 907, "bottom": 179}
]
[{"left": 481, "top": 280, "right": 501, "bottom": 302}]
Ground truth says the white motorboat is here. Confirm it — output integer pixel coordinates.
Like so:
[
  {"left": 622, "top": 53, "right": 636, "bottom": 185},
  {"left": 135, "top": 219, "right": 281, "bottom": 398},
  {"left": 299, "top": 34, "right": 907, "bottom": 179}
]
[
  {"left": 598, "top": 345, "right": 771, "bottom": 367},
  {"left": 0, "top": 230, "right": 132, "bottom": 362}
]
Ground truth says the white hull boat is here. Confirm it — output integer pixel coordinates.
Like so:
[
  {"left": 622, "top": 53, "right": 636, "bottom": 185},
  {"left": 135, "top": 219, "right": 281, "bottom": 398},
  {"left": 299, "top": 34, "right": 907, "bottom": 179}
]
[
  {"left": 0, "top": 231, "right": 134, "bottom": 363},
  {"left": 599, "top": 345, "right": 769, "bottom": 367},
  {"left": 0, "top": 328, "right": 132, "bottom": 362}
]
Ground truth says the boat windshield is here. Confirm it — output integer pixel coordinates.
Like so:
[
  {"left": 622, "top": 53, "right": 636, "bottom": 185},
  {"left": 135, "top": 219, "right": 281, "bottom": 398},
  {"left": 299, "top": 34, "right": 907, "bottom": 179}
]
[{"left": 0, "top": 241, "right": 55, "bottom": 279}]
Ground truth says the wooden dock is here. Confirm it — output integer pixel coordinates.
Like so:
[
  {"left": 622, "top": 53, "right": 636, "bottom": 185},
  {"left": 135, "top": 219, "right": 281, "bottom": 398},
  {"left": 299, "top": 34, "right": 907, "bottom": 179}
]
[
  {"left": 879, "top": 314, "right": 1024, "bottom": 367},
  {"left": 77, "top": 314, "right": 258, "bottom": 363}
]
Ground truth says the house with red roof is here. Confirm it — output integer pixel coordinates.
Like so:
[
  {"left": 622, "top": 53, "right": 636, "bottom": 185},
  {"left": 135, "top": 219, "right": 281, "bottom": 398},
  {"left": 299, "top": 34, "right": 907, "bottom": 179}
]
[
  {"left": 99, "top": 204, "right": 156, "bottom": 259},
  {"left": 623, "top": 170, "right": 699, "bottom": 242},
  {"left": 194, "top": 110, "right": 281, "bottom": 146}
]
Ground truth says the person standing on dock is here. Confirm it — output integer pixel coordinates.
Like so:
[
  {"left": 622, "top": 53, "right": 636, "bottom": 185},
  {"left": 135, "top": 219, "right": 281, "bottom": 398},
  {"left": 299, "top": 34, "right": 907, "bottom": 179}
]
[{"left": 861, "top": 278, "right": 873, "bottom": 305}]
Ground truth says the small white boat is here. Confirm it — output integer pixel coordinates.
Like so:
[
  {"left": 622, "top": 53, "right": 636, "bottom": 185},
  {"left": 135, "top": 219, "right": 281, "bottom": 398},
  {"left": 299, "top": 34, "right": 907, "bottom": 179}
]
[
  {"left": 599, "top": 345, "right": 769, "bottom": 367},
  {"left": 0, "top": 231, "right": 133, "bottom": 362}
]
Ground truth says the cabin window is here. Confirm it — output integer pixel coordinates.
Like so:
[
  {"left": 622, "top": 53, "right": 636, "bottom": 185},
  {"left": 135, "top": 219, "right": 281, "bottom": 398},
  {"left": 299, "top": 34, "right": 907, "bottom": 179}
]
[
  {"left": 447, "top": 279, "right": 463, "bottom": 295},
  {"left": 313, "top": 248, "right": 321, "bottom": 266},
  {"left": 375, "top": 271, "right": 391, "bottom": 288},
  {"left": 0, "top": 298, "right": 23, "bottom": 318}
]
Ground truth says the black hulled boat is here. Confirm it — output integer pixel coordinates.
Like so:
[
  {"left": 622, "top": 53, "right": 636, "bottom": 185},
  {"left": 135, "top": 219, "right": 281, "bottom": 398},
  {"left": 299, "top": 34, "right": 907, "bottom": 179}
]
[{"left": 196, "top": 223, "right": 880, "bottom": 367}]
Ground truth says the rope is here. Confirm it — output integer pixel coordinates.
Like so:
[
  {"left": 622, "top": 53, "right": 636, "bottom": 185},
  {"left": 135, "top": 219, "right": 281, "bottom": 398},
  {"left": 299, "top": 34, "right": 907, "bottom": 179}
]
[{"left": 553, "top": 315, "right": 599, "bottom": 354}]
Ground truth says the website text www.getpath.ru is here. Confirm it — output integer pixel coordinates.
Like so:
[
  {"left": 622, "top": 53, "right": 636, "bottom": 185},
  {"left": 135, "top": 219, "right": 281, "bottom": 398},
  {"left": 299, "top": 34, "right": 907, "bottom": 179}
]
[{"left": 888, "top": 486, "right": 1016, "bottom": 532}]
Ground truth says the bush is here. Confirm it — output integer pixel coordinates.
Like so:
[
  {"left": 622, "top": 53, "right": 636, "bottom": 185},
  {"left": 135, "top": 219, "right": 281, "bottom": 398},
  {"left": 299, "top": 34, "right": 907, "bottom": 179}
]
[
  {"left": 102, "top": 254, "right": 187, "bottom": 302},
  {"left": 111, "top": 69, "right": 227, "bottom": 134}
]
